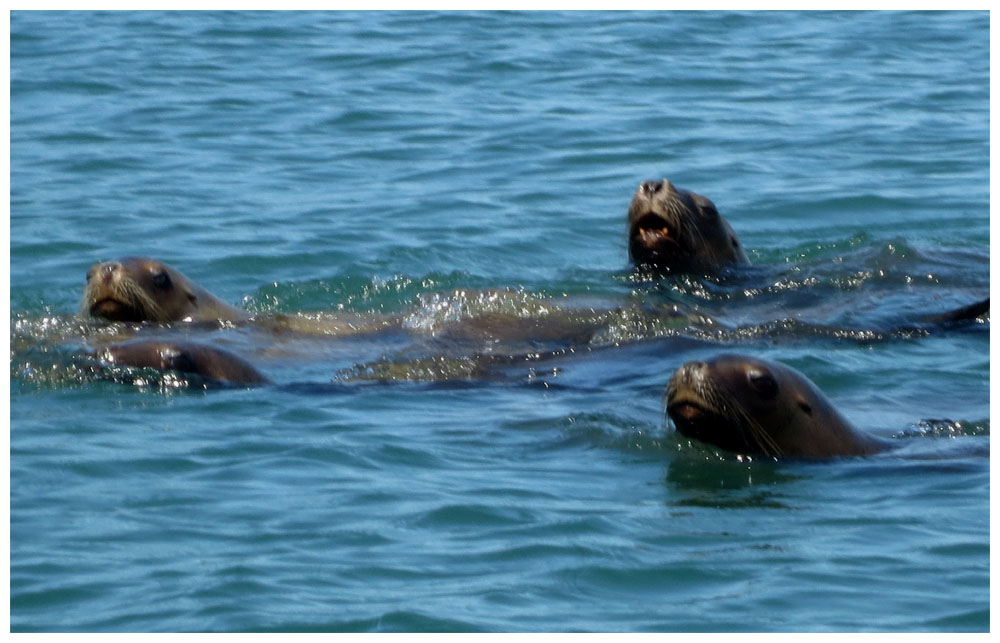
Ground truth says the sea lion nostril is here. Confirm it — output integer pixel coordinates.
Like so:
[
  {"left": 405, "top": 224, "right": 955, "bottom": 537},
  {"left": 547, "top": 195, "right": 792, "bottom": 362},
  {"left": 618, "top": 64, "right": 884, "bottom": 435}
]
[
  {"left": 682, "top": 360, "right": 707, "bottom": 376},
  {"left": 101, "top": 262, "right": 119, "bottom": 283}
]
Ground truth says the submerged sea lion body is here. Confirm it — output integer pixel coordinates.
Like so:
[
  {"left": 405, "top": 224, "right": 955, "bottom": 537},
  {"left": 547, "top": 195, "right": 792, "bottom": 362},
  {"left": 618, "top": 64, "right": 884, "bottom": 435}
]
[
  {"left": 98, "top": 339, "right": 270, "bottom": 387},
  {"left": 666, "top": 353, "right": 890, "bottom": 458},
  {"left": 627, "top": 179, "right": 749, "bottom": 274},
  {"left": 82, "top": 256, "right": 247, "bottom": 323},
  {"left": 919, "top": 297, "right": 990, "bottom": 325}
]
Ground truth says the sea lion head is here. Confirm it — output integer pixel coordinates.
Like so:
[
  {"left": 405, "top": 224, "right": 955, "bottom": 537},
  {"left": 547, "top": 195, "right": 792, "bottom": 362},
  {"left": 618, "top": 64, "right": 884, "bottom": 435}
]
[
  {"left": 665, "top": 353, "right": 883, "bottom": 458},
  {"left": 627, "top": 179, "right": 748, "bottom": 274},
  {"left": 82, "top": 256, "right": 202, "bottom": 323}
]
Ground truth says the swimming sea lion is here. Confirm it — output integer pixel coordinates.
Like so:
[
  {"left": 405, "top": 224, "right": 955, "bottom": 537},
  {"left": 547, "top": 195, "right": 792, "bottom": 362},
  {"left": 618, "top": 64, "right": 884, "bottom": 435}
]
[
  {"left": 98, "top": 339, "right": 270, "bottom": 386},
  {"left": 82, "top": 256, "right": 247, "bottom": 323},
  {"left": 627, "top": 179, "right": 749, "bottom": 273},
  {"left": 665, "top": 353, "right": 890, "bottom": 458}
]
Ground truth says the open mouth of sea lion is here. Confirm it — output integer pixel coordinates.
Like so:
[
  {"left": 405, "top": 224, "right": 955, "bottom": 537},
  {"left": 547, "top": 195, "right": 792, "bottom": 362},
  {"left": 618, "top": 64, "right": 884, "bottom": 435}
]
[
  {"left": 90, "top": 298, "right": 145, "bottom": 323},
  {"left": 631, "top": 213, "right": 675, "bottom": 248},
  {"left": 668, "top": 399, "right": 706, "bottom": 422},
  {"left": 668, "top": 396, "right": 760, "bottom": 455},
  {"left": 666, "top": 389, "right": 716, "bottom": 429},
  {"left": 667, "top": 394, "right": 741, "bottom": 446}
]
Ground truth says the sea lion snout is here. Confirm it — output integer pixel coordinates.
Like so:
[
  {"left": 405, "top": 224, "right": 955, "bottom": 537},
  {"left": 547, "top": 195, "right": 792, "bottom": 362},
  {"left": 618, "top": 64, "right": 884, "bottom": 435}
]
[
  {"left": 664, "top": 360, "right": 708, "bottom": 416},
  {"left": 683, "top": 359, "right": 707, "bottom": 373},
  {"left": 85, "top": 260, "right": 119, "bottom": 285},
  {"left": 639, "top": 179, "right": 674, "bottom": 196},
  {"left": 672, "top": 359, "right": 708, "bottom": 386},
  {"left": 98, "top": 261, "right": 122, "bottom": 285}
]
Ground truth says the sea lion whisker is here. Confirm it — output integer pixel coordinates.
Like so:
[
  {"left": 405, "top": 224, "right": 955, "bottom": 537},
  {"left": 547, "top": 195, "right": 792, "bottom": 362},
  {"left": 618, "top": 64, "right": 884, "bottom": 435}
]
[
  {"left": 666, "top": 202, "right": 686, "bottom": 241},
  {"left": 726, "top": 393, "right": 783, "bottom": 457},
  {"left": 685, "top": 216, "right": 721, "bottom": 267},
  {"left": 739, "top": 408, "right": 783, "bottom": 457},
  {"left": 703, "top": 384, "right": 783, "bottom": 458},
  {"left": 117, "top": 279, "right": 166, "bottom": 321},
  {"left": 83, "top": 276, "right": 164, "bottom": 322},
  {"left": 695, "top": 385, "right": 745, "bottom": 447}
]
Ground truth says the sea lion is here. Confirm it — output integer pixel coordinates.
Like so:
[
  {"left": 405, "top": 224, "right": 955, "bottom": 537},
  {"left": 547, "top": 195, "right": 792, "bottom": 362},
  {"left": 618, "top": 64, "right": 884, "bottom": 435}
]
[
  {"left": 665, "top": 353, "right": 890, "bottom": 458},
  {"left": 98, "top": 339, "right": 270, "bottom": 386},
  {"left": 82, "top": 256, "right": 247, "bottom": 323},
  {"left": 627, "top": 179, "right": 749, "bottom": 273},
  {"left": 919, "top": 297, "right": 990, "bottom": 325}
]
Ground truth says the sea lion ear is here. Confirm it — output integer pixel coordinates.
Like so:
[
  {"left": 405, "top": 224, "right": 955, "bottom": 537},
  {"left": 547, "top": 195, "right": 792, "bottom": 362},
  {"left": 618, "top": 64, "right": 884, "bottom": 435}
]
[{"left": 796, "top": 397, "right": 813, "bottom": 416}]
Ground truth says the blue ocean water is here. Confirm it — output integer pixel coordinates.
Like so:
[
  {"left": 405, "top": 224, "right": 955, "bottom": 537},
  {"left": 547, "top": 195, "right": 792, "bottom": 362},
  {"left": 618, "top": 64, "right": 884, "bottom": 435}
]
[{"left": 10, "top": 10, "right": 989, "bottom": 632}]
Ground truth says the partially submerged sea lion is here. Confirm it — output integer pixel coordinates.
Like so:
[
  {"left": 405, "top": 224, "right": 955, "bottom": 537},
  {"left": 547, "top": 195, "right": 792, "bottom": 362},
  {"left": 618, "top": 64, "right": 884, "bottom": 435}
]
[
  {"left": 82, "top": 256, "right": 247, "bottom": 323},
  {"left": 627, "top": 178, "right": 749, "bottom": 273},
  {"left": 665, "top": 353, "right": 890, "bottom": 458},
  {"left": 98, "top": 339, "right": 270, "bottom": 387},
  {"left": 80, "top": 256, "right": 402, "bottom": 338}
]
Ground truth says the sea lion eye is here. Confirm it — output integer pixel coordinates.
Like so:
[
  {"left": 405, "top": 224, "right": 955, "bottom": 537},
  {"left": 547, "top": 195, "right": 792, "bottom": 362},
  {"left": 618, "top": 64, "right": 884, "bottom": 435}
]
[
  {"left": 152, "top": 272, "right": 172, "bottom": 290},
  {"left": 747, "top": 370, "right": 778, "bottom": 399}
]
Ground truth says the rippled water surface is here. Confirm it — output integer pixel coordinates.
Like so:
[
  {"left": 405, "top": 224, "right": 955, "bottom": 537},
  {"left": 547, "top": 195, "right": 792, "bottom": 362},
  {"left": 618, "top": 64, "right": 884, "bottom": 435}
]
[{"left": 11, "top": 11, "right": 989, "bottom": 632}]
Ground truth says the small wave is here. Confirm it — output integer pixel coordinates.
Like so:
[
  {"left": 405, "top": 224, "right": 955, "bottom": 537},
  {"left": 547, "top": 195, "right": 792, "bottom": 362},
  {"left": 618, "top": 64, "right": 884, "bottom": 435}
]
[
  {"left": 401, "top": 288, "right": 558, "bottom": 334},
  {"left": 893, "top": 418, "right": 989, "bottom": 440}
]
